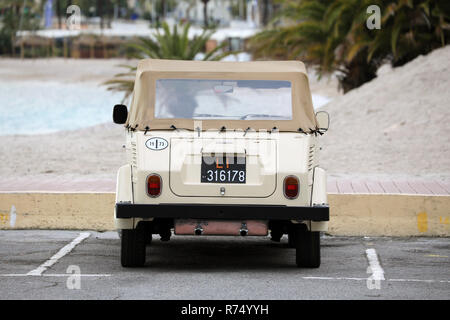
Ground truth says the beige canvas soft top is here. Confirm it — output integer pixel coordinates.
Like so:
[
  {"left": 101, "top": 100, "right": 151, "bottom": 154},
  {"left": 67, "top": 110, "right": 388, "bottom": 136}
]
[{"left": 126, "top": 59, "right": 319, "bottom": 133}]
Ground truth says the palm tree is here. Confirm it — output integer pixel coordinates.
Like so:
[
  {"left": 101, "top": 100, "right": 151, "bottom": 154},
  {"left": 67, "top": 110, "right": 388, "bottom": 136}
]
[
  {"left": 249, "top": 0, "right": 335, "bottom": 66},
  {"left": 202, "top": 0, "right": 210, "bottom": 27},
  {"left": 0, "top": 0, "right": 41, "bottom": 56},
  {"left": 104, "top": 22, "right": 235, "bottom": 102},
  {"left": 249, "top": 0, "right": 378, "bottom": 92},
  {"left": 248, "top": 0, "right": 450, "bottom": 92},
  {"left": 366, "top": 0, "right": 450, "bottom": 67},
  {"left": 56, "top": 0, "right": 62, "bottom": 29},
  {"left": 261, "top": 0, "right": 272, "bottom": 26}
]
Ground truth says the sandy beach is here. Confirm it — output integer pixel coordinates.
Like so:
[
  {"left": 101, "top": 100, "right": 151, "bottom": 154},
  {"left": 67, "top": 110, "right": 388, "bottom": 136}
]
[
  {"left": 0, "top": 57, "right": 135, "bottom": 83},
  {"left": 0, "top": 48, "right": 449, "bottom": 182},
  {"left": 320, "top": 45, "right": 450, "bottom": 181}
]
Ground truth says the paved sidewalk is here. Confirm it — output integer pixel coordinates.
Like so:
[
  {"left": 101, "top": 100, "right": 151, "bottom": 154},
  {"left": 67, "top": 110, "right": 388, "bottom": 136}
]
[
  {"left": 0, "top": 177, "right": 116, "bottom": 193},
  {"left": 0, "top": 177, "right": 448, "bottom": 195},
  {"left": 327, "top": 178, "right": 450, "bottom": 196}
]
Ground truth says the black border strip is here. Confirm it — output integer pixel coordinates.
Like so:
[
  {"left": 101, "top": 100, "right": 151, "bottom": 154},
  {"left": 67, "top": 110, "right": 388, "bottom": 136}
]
[{"left": 116, "top": 203, "right": 329, "bottom": 221}]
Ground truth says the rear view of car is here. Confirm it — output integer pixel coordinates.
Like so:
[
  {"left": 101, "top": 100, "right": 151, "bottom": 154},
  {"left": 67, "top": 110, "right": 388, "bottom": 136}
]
[{"left": 113, "top": 59, "right": 330, "bottom": 268}]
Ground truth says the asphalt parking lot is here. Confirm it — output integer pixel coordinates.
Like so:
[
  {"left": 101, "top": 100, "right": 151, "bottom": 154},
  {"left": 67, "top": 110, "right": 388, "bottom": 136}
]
[{"left": 0, "top": 230, "right": 448, "bottom": 300}]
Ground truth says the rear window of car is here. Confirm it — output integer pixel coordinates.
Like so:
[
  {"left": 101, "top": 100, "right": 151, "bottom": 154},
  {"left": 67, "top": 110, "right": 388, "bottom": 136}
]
[{"left": 154, "top": 79, "right": 292, "bottom": 120}]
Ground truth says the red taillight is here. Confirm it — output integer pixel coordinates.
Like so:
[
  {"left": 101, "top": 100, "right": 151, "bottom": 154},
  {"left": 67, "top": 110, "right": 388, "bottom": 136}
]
[
  {"left": 284, "top": 176, "right": 299, "bottom": 199},
  {"left": 147, "top": 174, "right": 161, "bottom": 197}
]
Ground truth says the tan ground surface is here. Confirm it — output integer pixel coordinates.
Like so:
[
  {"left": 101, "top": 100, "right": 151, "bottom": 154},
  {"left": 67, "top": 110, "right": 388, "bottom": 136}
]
[
  {"left": 0, "top": 57, "right": 135, "bottom": 83},
  {"left": 320, "top": 45, "right": 450, "bottom": 181}
]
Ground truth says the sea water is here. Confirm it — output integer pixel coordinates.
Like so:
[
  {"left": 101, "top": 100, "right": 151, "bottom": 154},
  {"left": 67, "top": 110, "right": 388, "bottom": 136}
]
[{"left": 0, "top": 81, "right": 124, "bottom": 135}]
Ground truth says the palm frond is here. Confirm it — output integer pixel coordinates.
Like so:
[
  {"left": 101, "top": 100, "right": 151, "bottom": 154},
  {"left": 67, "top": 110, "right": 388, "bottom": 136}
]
[{"left": 103, "top": 22, "right": 235, "bottom": 102}]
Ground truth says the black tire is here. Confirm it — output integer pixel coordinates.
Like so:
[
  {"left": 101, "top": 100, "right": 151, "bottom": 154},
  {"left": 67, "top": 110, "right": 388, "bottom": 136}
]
[
  {"left": 146, "top": 233, "right": 153, "bottom": 245},
  {"left": 143, "top": 223, "right": 153, "bottom": 245},
  {"left": 295, "top": 224, "right": 320, "bottom": 268},
  {"left": 120, "top": 227, "right": 146, "bottom": 267},
  {"left": 287, "top": 232, "right": 296, "bottom": 248},
  {"left": 287, "top": 226, "right": 297, "bottom": 248}
]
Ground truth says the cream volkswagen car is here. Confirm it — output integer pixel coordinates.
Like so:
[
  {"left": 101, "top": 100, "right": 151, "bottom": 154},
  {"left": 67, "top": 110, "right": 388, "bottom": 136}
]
[{"left": 113, "top": 59, "right": 329, "bottom": 268}]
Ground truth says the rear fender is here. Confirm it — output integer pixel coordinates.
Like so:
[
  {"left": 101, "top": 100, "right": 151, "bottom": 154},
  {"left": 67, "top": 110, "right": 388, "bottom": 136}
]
[
  {"left": 310, "top": 167, "right": 328, "bottom": 232},
  {"left": 114, "top": 164, "right": 134, "bottom": 230}
]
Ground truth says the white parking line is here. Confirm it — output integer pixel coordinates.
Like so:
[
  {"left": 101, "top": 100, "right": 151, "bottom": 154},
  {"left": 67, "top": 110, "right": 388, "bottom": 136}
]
[
  {"left": 366, "top": 248, "right": 385, "bottom": 281},
  {"left": 388, "top": 278, "right": 450, "bottom": 283},
  {"left": 302, "top": 276, "right": 367, "bottom": 281},
  {"left": 301, "top": 276, "right": 450, "bottom": 283},
  {"left": 0, "top": 274, "right": 110, "bottom": 277},
  {"left": 26, "top": 232, "right": 91, "bottom": 276}
]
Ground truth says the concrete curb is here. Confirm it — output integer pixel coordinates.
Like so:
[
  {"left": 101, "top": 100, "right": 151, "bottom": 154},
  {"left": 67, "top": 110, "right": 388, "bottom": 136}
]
[
  {"left": 328, "top": 194, "right": 449, "bottom": 236},
  {"left": 0, "top": 193, "right": 116, "bottom": 231},
  {"left": 0, "top": 193, "right": 449, "bottom": 236}
]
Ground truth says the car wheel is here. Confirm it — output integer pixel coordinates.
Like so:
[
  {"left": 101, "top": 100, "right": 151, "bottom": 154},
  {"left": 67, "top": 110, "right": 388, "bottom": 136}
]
[
  {"left": 146, "top": 233, "right": 153, "bottom": 245},
  {"left": 287, "top": 225, "right": 297, "bottom": 248},
  {"left": 120, "top": 226, "right": 146, "bottom": 267},
  {"left": 143, "top": 223, "right": 153, "bottom": 245},
  {"left": 295, "top": 224, "right": 320, "bottom": 268},
  {"left": 288, "top": 230, "right": 296, "bottom": 248}
]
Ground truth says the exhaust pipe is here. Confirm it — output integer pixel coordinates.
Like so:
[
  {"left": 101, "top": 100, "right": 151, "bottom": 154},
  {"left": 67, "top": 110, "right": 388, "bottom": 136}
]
[
  {"left": 239, "top": 222, "right": 248, "bottom": 236},
  {"left": 240, "top": 229, "right": 248, "bottom": 236},
  {"left": 175, "top": 220, "right": 268, "bottom": 236},
  {"left": 194, "top": 225, "right": 203, "bottom": 236}
]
